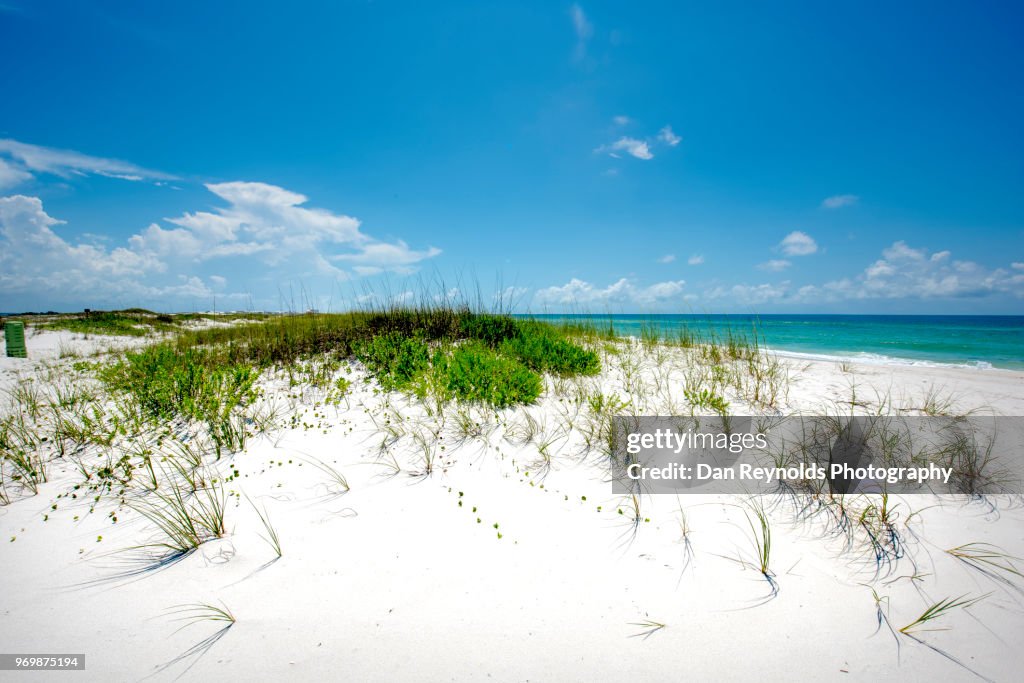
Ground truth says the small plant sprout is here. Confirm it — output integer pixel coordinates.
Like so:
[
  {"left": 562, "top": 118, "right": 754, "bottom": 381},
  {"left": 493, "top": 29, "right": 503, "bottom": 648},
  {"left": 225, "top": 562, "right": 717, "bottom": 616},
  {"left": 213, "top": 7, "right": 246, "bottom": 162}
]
[
  {"left": 947, "top": 542, "right": 1022, "bottom": 584},
  {"left": 742, "top": 497, "right": 777, "bottom": 597},
  {"left": 302, "top": 456, "right": 350, "bottom": 495},
  {"left": 168, "top": 601, "right": 237, "bottom": 633},
  {"left": 899, "top": 594, "right": 990, "bottom": 635},
  {"left": 247, "top": 495, "right": 282, "bottom": 558},
  {"left": 628, "top": 619, "right": 667, "bottom": 640}
]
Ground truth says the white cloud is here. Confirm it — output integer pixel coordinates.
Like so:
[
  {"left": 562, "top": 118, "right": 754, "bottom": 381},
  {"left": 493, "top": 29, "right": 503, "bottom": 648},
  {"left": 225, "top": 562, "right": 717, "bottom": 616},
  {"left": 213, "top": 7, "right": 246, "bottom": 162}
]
[
  {"left": 570, "top": 4, "right": 592, "bottom": 62},
  {"left": 821, "top": 241, "right": 1023, "bottom": 300},
  {"left": 657, "top": 254, "right": 676, "bottom": 264},
  {"left": 687, "top": 254, "right": 705, "bottom": 266},
  {"left": 779, "top": 230, "right": 818, "bottom": 256},
  {"left": 596, "top": 126, "right": 681, "bottom": 161},
  {"left": 1012, "top": 262, "right": 1024, "bottom": 270},
  {"left": 0, "top": 138, "right": 175, "bottom": 184},
  {"left": 495, "top": 286, "right": 529, "bottom": 303},
  {"left": 707, "top": 282, "right": 791, "bottom": 305},
  {"left": 0, "top": 195, "right": 166, "bottom": 301},
  {"left": 821, "top": 194, "right": 859, "bottom": 209},
  {"left": 0, "top": 158, "right": 32, "bottom": 189},
  {"left": 0, "top": 183, "right": 441, "bottom": 307},
  {"left": 604, "top": 137, "right": 653, "bottom": 160},
  {"left": 433, "top": 287, "right": 461, "bottom": 303},
  {"left": 613, "top": 115, "right": 631, "bottom": 126},
  {"left": 129, "top": 181, "right": 440, "bottom": 276},
  {"left": 534, "top": 278, "right": 686, "bottom": 307},
  {"left": 658, "top": 126, "right": 681, "bottom": 146},
  {"left": 332, "top": 241, "right": 442, "bottom": 271},
  {"left": 759, "top": 259, "right": 791, "bottom": 272}
]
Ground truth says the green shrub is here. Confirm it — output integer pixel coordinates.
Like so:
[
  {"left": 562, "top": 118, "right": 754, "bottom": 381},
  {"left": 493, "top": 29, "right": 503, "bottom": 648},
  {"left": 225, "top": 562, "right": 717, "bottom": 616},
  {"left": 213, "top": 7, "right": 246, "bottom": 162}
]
[
  {"left": 355, "top": 332, "right": 431, "bottom": 390},
  {"left": 434, "top": 343, "right": 541, "bottom": 408},
  {"left": 500, "top": 325, "right": 599, "bottom": 376},
  {"left": 461, "top": 314, "right": 522, "bottom": 346},
  {"left": 42, "top": 312, "right": 149, "bottom": 337},
  {"left": 100, "top": 345, "right": 257, "bottom": 422}
]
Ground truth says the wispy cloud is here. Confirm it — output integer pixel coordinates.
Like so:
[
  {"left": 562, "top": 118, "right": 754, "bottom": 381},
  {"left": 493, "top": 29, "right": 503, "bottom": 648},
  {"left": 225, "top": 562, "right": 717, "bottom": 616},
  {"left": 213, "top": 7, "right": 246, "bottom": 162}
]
[
  {"left": 0, "top": 158, "right": 32, "bottom": 190},
  {"left": 569, "top": 4, "right": 593, "bottom": 63},
  {"left": 613, "top": 115, "right": 631, "bottom": 126},
  {"left": 600, "top": 137, "right": 653, "bottom": 160},
  {"left": 0, "top": 138, "right": 176, "bottom": 186},
  {"left": 821, "top": 194, "right": 859, "bottom": 209},
  {"left": 596, "top": 124, "right": 680, "bottom": 161},
  {"left": 758, "top": 259, "right": 791, "bottom": 272},
  {"left": 687, "top": 254, "right": 705, "bottom": 266},
  {"left": 657, "top": 253, "right": 676, "bottom": 264},
  {"left": 778, "top": 230, "right": 818, "bottom": 256},
  {"left": 658, "top": 126, "right": 681, "bottom": 146}
]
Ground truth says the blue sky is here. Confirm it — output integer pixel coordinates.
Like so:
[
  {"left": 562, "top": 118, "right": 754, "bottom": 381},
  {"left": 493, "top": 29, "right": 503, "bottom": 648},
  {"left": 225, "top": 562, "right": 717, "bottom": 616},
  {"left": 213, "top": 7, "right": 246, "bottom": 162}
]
[{"left": 1, "top": 1, "right": 1022, "bottom": 314}]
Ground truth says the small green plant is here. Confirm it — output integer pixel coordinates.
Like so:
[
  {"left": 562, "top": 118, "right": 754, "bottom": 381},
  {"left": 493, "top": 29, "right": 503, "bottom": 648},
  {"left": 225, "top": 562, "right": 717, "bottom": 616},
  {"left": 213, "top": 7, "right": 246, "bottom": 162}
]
[
  {"left": 742, "top": 498, "right": 776, "bottom": 594},
  {"left": 168, "top": 601, "right": 237, "bottom": 631},
  {"left": 302, "top": 456, "right": 350, "bottom": 494},
  {"left": 247, "top": 495, "right": 282, "bottom": 558},
  {"left": 628, "top": 619, "right": 667, "bottom": 640},
  {"left": 130, "top": 479, "right": 227, "bottom": 556},
  {"left": 684, "top": 388, "right": 729, "bottom": 414},
  {"left": 899, "top": 594, "right": 988, "bottom": 634},
  {"left": 946, "top": 543, "right": 1022, "bottom": 582}
]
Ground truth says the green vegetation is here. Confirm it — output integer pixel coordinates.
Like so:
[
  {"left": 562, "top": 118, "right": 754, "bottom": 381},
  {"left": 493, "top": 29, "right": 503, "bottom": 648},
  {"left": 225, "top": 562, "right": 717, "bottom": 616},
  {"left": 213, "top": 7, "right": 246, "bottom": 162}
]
[
  {"left": 115, "top": 307, "right": 601, "bottom": 411},
  {"left": 499, "top": 322, "right": 600, "bottom": 376},
  {"left": 899, "top": 594, "right": 989, "bottom": 635},
  {"left": 355, "top": 332, "right": 431, "bottom": 390},
  {"left": 29, "top": 309, "right": 273, "bottom": 337},
  {"left": 432, "top": 343, "right": 542, "bottom": 408},
  {"left": 40, "top": 311, "right": 163, "bottom": 337}
]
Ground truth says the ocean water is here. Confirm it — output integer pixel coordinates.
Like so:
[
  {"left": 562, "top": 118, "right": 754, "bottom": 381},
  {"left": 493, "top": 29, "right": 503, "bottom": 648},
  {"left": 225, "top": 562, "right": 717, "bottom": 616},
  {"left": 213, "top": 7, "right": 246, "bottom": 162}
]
[{"left": 526, "top": 315, "right": 1024, "bottom": 371}]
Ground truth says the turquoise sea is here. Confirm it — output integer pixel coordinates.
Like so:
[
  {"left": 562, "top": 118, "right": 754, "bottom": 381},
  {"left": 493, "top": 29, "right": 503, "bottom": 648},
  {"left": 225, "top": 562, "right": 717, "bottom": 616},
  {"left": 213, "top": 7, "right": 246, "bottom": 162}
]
[{"left": 526, "top": 315, "right": 1024, "bottom": 371}]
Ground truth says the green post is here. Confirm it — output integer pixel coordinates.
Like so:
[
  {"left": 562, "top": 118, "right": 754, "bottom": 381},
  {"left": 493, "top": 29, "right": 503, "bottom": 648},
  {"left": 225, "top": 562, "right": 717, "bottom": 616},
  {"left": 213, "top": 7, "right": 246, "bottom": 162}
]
[{"left": 4, "top": 320, "right": 27, "bottom": 358}]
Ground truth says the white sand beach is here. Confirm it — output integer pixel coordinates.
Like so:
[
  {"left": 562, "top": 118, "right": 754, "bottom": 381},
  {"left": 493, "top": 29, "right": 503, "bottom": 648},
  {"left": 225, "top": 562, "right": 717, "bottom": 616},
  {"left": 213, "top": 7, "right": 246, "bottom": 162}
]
[{"left": 1, "top": 328, "right": 1022, "bottom": 682}]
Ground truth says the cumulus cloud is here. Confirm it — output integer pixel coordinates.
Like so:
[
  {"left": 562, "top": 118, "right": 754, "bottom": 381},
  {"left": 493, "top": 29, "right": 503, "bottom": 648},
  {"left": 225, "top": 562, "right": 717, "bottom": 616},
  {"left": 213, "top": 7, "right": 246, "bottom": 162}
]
[
  {"left": 0, "top": 138, "right": 175, "bottom": 185},
  {"left": 821, "top": 241, "right": 1023, "bottom": 300},
  {"left": 0, "top": 182, "right": 441, "bottom": 307},
  {"left": 821, "top": 194, "right": 859, "bottom": 209},
  {"left": 658, "top": 126, "right": 681, "bottom": 146},
  {"left": 657, "top": 254, "right": 676, "bottom": 264},
  {"left": 0, "top": 195, "right": 188, "bottom": 303},
  {"left": 779, "top": 230, "right": 818, "bottom": 256},
  {"left": 687, "top": 254, "right": 705, "bottom": 266},
  {"left": 759, "top": 259, "right": 791, "bottom": 272},
  {"left": 129, "top": 181, "right": 440, "bottom": 277},
  {"left": 534, "top": 278, "right": 686, "bottom": 307}
]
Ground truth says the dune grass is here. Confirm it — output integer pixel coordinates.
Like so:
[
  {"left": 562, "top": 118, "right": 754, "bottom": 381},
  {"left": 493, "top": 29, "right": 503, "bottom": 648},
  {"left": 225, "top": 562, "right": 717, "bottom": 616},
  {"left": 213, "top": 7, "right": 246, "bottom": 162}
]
[{"left": 899, "top": 594, "right": 989, "bottom": 635}]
